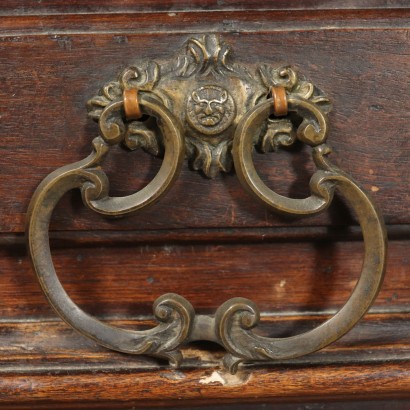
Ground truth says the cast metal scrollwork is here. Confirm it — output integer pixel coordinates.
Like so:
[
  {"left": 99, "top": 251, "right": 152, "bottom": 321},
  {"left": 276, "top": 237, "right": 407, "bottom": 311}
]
[
  {"left": 27, "top": 34, "right": 386, "bottom": 373},
  {"left": 26, "top": 94, "right": 194, "bottom": 366}
]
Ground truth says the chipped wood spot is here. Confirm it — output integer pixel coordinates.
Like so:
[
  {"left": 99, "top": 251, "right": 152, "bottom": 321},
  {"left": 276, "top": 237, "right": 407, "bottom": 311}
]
[{"left": 199, "top": 370, "right": 251, "bottom": 386}]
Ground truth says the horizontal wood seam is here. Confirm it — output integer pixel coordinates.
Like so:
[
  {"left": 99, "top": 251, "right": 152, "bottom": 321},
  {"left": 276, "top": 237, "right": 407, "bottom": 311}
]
[
  {"left": 1, "top": 6, "right": 410, "bottom": 17},
  {"left": 1, "top": 26, "right": 410, "bottom": 38},
  {"left": 1, "top": 225, "right": 409, "bottom": 248}
]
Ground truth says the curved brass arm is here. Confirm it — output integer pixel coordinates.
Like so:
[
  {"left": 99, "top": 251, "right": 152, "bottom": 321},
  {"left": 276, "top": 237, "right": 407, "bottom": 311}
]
[
  {"left": 85, "top": 93, "right": 185, "bottom": 216},
  {"left": 232, "top": 97, "right": 333, "bottom": 216},
  {"left": 26, "top": 94, "right": 193, "bottom": 366},
  {"left": 26, "top": 34, "right": 387, "bottom": 373}
]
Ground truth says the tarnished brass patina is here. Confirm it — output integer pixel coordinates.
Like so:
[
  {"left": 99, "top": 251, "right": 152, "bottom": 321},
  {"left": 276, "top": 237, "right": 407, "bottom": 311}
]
[{"left": 26, "top": 35, "right": 387, "bottom": 373}]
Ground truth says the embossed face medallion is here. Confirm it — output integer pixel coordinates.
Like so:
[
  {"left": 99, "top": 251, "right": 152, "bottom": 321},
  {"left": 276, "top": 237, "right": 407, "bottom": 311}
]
[{"left": 186, "top": 86, "right": 236, "bottom": 135}]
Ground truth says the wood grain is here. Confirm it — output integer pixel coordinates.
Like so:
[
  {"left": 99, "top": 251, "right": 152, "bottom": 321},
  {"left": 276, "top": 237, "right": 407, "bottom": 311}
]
[
  {"left": 0, "top": 5, "right": 409, "bottom": 407},
  {"left": 1, "top": 10, "right": 409, "bottom": 35},
  {"left": 0, "top": 313, "right": 408, "bottom": 408},
  {"left": 0, "top": 27, "right": 409, "bottom": 233},
  {"left": 1, "top": 363, "right": 408, "bottom": 408},
  {"left": 2, "top": 224, "right": 410, "bottom": 248},
  {"left": 1, "top": 314, "right": 409, "bottom": 369},
  {"left": 0, "top": 239, "right": 407, "bottom": 319},
  {"left": 1, "top": 1, "right": 409, "bottom": 16},
  {"left": 0, "top": 401, "right": 408, "bottom": 410}
]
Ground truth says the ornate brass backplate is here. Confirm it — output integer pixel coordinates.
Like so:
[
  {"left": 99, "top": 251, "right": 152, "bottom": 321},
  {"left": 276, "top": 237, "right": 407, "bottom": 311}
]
[
  {"left": 86, "top": 34, "right": 331, "bottom": 178},
  {"left": 26, "top": 35, "right": 386, "bottom": 373}
]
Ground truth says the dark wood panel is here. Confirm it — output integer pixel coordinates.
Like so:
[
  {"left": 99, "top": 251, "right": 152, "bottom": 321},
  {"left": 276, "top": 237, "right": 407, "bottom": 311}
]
[
  {"left": 2, "top": 401, "right": 408, "bottom": 410},
  {"left": 160, "top": 401, "right": 410, "bottom": 410},
  {"left": 0, "top": 10, "right": 409, "bottom": 36},
  {"left": 0, "top": 314, "right": 408, "bottom": 407},
  {"left": 158, "top": 402, "right": 410, "bottom": 410},
  {"left": 0, "top": 239, "right": 407, "bottom": 319},
  {"left": 0, "top": 4, "right": 408, "bottom": 408},
  {"left": 0, "top": 29, "right": 409, "bottom": 232},
  {"left": 0, "top": 1, "right": 408, "bottom": 16}
]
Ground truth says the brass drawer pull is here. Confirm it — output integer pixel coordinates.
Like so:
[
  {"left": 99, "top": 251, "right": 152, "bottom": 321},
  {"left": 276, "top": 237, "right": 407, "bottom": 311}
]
[{"left": 27, "top": 35, "right": 386, "bottom": 373}]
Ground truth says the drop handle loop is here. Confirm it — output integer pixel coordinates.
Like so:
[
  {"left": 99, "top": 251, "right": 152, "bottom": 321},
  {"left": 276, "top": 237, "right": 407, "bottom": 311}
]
[{"left": 27, "top": 34, "right": 387, "bottom": 374}]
